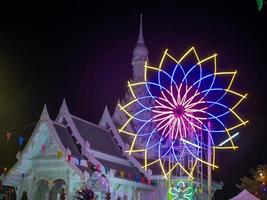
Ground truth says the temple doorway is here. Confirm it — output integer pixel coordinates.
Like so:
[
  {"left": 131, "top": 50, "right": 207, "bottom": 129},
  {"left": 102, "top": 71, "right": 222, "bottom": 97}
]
[
  {"left": 49, "top": 179, "right": 67, "bottom": 200},
  {"left": 33, "top": 179, "right": 49, "bottom": 200}
]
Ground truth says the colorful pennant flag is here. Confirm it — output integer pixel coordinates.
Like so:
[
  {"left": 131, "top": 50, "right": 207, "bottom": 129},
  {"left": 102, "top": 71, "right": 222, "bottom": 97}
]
[
  {"left": 5, "top": 132, "right": 12, "bottom": 141},
  {"left": 57, "top": 151, "right": 63, "bottom": 159},
  {"left": 105, "top": 167, "right": 110, "bottom": 174},
  {"left": 18, "top": 136, "right": 25, "bottom": 146},
  {"left": 80, "top": 159, "right": 88, "bottom": 167},
  {"left": 70, "top": 156, "right": 76, "bottom": 163},
  {"left": 96, "top": 164, "right": 101, "bottom": 172},
  {"left": 67, "top": 154, "right": 71, "bottom": 162},
  {"left": 41, "top": 144, "right": 46, "bottom": 157},
  {"left": 70, "top": 156, "right": 80, "bottom": 165},
  {"left": 135, "top": 175, "right": 141, "bottom": 182},
  {"left": 110, "top": 169, "right": 116, "bottom": 177},
  {"left": 128, "top": 173, "right": 132, "bottom": 179},
  {"left": 141, "top": 176, "right": 146, "bottom": 183},
  {"left": 65, "top": 155, "right": 153, "bottom": 186},
  {"left": 120, "top": 171, "right": 125, "bottom": 178}
]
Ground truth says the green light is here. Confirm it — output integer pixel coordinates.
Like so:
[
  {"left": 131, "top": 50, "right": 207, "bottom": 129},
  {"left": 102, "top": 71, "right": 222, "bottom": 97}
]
[
  {"left": 257, "top": 0, "right": 263, "bottom": 11},
  {"left": 168, "top": 180, "right": 194, "bottom": 200}
]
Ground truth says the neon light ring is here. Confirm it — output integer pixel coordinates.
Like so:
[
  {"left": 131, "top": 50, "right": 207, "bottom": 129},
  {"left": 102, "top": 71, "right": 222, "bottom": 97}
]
[{"left": 118, "top": 47, "right": 248, "bottom": 179}]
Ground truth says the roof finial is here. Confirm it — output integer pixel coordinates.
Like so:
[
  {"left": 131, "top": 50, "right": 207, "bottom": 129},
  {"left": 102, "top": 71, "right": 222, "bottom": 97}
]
[
  {"left": 132, "top": 14, "right": 148, "bottom": 81},
  {"left": 137, "top": 14, "right": 144, "bottom": 44},
  {"left": 40, "top": 104, "right": 50, "bottom": 121}
]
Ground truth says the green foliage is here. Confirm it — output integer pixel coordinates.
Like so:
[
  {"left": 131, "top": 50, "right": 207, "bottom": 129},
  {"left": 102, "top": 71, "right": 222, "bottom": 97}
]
[
  {"left": 75, "top": 187, "right": 95, "bottom": 200},
  {"left": 239, "top": 164, "right": 267, "bottom": 199},
  {"left": 256, "top": 0, "right": 263, "bottom": 11},
  {"left": 105, "top": 192, "right": 111, "bottom": 200}
]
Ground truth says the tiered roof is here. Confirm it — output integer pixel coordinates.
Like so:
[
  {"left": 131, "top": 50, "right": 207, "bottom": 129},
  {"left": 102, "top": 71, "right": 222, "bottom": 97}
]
[
  {"left": 55, "top": 99, "right": 152, "bottom": 179},
  {"left": 2, "top": 99, "right": 157, "bottom": 188}
]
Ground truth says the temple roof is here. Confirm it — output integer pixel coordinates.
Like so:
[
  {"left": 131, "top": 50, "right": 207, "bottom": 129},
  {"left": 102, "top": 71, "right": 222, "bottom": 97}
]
[
  {"left": 71, "top": 116, "right": 125, "bottom": 159},
  {"left": 53, "top": 100, "right": 149, "bottom": 179},
  {"left": 2, "top": 90, "right": 156, "bottom": 187},
  {"left": 97, "top": 158, "right": 141, "bottom": 180},
  {"left": 55, "top": 114, "right": 147, "bottom": 178},
  {"left": 53, "top": 122, "right": 84, "bottom": 159}
]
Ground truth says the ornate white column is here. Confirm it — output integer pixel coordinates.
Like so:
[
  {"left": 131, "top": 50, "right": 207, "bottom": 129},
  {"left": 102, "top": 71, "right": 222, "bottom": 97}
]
[
  {"left": 27, "top": 173, "right": 36, "bottom": 200},
  {"left": 15, "top": 184, "right": 22, "bottom": 200}
]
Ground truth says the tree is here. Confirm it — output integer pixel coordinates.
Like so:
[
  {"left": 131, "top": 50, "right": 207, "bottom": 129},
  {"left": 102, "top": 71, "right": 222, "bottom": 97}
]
[
  {"left": 238, "top": 164, "right": 267, "bottom": 200},
  {"left": 105, "top": 191, "right": 111, "bottom": 200},
  {"left": 75, "top": 187, "right": 95, "bottom": 200}
]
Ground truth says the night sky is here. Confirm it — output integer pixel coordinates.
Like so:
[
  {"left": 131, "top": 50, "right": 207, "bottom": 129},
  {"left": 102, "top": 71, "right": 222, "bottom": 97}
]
[{"left": 0, "top": 1, "right": 266, "bottom": 199}]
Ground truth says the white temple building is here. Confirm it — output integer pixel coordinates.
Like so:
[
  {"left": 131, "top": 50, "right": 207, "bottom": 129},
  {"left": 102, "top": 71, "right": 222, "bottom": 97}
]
[{"left": 1, "top": 16, "right": 222, "bottom": 200}]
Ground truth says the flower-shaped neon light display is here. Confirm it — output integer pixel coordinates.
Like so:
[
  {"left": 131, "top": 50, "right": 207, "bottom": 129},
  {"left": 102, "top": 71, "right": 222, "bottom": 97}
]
[
  {"left": 169, "top": 181, "right": 193, "bottom": 200},
  {"left": 118, "top": 47, "right": 248, "bottom": 179}
]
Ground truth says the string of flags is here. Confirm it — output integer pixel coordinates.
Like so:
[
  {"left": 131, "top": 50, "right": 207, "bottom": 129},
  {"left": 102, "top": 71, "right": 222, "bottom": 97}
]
[
  {"left": 1, "top": 120, "right": 158, "bottom": 187},
  {"left": 1, "top": 147, "right": 159, "bottom": 186},
  {"left": 0, "top": 123, "right": 37, "bottom": 177},
  {"left": 40, "top": 147, "right": 156, "bottom": 185},
  {"left": 1, "top": 122, "right": 36, "bottom": 146},
  {"left": 1, "top": 145, "right": 159, "bottom": 187},
  {"left": 62, "top": 152, "right": 155, "bottom": 185},
  {"left": 2, "top": 132, "right": 26, "bottom": 146}
]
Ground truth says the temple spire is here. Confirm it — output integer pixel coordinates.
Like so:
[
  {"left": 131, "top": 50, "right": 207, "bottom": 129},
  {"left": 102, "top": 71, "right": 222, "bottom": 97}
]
[
  {"left": 132, "top": 14, "right": 148, "bottom": 81},
  {"left": 137, "top": 14, "right": 144, "bottom": 44}
]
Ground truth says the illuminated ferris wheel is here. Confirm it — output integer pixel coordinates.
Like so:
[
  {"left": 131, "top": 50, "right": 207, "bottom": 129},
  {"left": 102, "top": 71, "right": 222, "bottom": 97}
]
[{"left": 118, "top": 47, "right": 248, "bottom": 199}]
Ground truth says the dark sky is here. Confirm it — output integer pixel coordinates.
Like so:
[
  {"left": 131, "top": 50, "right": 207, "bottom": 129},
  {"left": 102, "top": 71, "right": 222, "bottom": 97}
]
[{"left": 0, "top": 1, "right": 266, "bottom": 199}]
